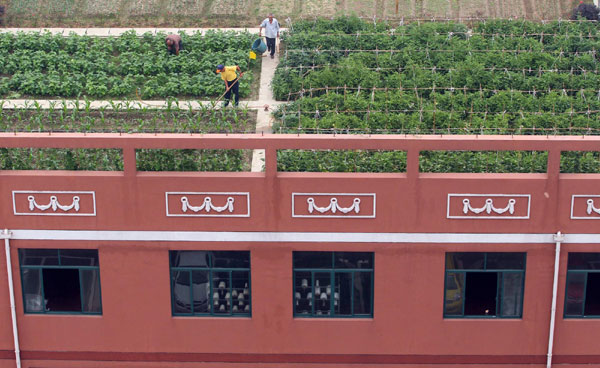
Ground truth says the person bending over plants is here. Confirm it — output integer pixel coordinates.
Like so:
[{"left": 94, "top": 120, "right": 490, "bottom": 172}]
[
  {"left": 572, "top": 1, "right": 600, "bottom": 20},
  {"left": 216, "top": 64, "right": 244, "bottom": 107},
  {"left": 165, "top": 34, "right": 183, "bottom": 55}
]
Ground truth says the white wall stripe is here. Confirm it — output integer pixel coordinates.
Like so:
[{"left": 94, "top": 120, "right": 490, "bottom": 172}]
[{"left": 3, "top": 229, "right": 596, "bottom": 243}]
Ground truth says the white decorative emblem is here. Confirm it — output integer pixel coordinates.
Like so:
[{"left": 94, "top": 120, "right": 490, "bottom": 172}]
[
  {"left": 307, "top": 197, "right": 361, "bottom": 214},
  {"left": 447, "top": 194, "right": 530, "bottom": 219},
  {"left": 462, "top": 198, "right": 516, "bottom": 215},
  {"left": 293, "top": 193, "right": 375, "bottom": 218},
  {"left": 166, "top": 192, "right": 250, "bottom": 217},
  {"left": 571, "top": 195, "right": 600, "bottom": 219},
  {"left": 181, "top": 196, "right": 234, "bottom": 213},
  {"left": 587, "top": 199, "right": 600, "bottom": 215},
  {"left": 28, "top": 195, "right": 80, "bottom": 212},
  {"left": 12, "top": 191, "right": 96, "bottom": 216}
]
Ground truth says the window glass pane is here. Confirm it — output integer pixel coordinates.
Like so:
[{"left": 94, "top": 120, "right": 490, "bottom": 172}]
[
  {"left": 353, "top": 272, "right": 373, "bottom": 315},
  {"left": 487, "top": 253, "right": 525, "bottom": 270},
  {"left": 446, "top": 253, "right": 484, "bottom": 270},
  {"left": 294, "top": 271, "right": 312, "bottom": 315},
  {"left": 80, "top": 269, "right": 101, "bottom": 313},
  {"left": 314, "top": 272, "right": 332, "bottom": 316},
  {"left": 584, "top": 273, "right": 600, "bottom": 316},
  {"left": 335, "top": 252, "right": 373, "bottom": 269},
  {"left": 232, "top": 271, "right": 250, "bottom": 314},
  {"left": 500, "top": 272, "right": 523, "bottom": 317},
  {"left": 42, "top": 268, "right": 82, "bottom": 312},
  {"left": 565, "top": 272, "right": 586, "bottom": 316},
  {"left": 170, "top": 251, "right": 210, "bottom": 268},
  {"left": 464, "top": 272, "right": 497, "bottom": 316},
  {"left": 191, "top": 270, "right": 209, "bottom": 314},
  {"left": 293, "top": 252, "right": 332, "bottom": 269},
  {"left": 172, "top": 270, "right": 192, "bottom": 314},
  {"left": 212, "top": 251, "right": 250, "bottom": 268},
  {"left": 19, "top": 249, "right": 59, "bottom": 266},
  {"left": 22, "top": 268, "right": 43, "bottom": 312},
  {"left": 568, "top": 253, "right": 600, "bottom": 270},
  {"left": 444, "top": 272, "right": 464, "bottom": 316},
  {"left": 212, "top": 271, "right": 231, "bottom": 314},
  {"left": 335, "top": 272, "right": 352, "bottom": 316},
  {"left": 60, "top": 249, "right": 99, "bottom": 266}
]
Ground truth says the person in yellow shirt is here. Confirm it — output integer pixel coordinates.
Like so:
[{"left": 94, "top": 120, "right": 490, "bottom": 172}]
[{"left": 215, "top": 64, "right": 243, "bottom": 107}]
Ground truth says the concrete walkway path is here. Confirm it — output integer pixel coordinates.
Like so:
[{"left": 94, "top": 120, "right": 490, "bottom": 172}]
[{"left": 251, "top": 43, "right": 282, "bottom": 173}]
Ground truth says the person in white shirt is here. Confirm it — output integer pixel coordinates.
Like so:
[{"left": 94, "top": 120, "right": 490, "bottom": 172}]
[{"left": 259, "top": 13, "right": 280, "bottom": 59}]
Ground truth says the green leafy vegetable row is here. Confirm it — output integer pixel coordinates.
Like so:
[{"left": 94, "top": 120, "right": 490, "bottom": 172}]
[
  {"left": 0, "top": 30, "right": 255, "bottom": 98},
  {"left": 272, "top": 17, "right": 600, "bottom": 173},
  {"left": 0, "top": 103, "right": 256, "bottom": 134}
]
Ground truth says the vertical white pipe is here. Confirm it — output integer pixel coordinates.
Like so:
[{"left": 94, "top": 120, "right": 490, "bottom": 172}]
[
  {"left": 3, "top": 229, "right": 21, "bottom": 368},
  {"left": 547, "top": 231, "right": 563, "bottom": 368}
]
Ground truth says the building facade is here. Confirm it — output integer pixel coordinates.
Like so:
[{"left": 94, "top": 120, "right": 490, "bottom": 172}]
[{"left": 1, "top": 133, "right": 600, "bottom": 368}]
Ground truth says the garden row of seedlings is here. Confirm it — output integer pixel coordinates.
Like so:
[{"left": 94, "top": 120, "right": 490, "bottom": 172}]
[
  {"left": 272, "top": 16, "right": 600, "bottom": 173},
  {"left": 0, "top": 30, "right": 259, "bottom": 172}
]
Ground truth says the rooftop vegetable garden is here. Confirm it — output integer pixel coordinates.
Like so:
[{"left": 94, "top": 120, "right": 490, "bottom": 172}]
[
  {"left": 0, "top": 30, "right": 256, "bottom": 99},
  {"left": 0, "top": 102, "right": 255, "bottom": 172},
  {"left": 0, "top": 30, "right": 258, "bottom": 172},
  {"left": 272, "top": 17, "right": 600, "bottom": 173}
]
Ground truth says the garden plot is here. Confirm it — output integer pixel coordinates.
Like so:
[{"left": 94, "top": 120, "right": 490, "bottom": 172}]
[
  {"left": 128, "top": 0, "right": 160, "bottom": 15},
  {"left": 0, "top": 30, "right": 257, "bottom": 99},
  {"left": 382, "top": 0, "right": 415, "bottom": 18},
  {"left": 0, "top": 104, "right": 257, "bottom": 171},
  {"left": 209, "top": 0, "right": 251, "bottom": 15},
  {"left": 272, "top": 16, "right": 600, "bottom": 173},
  {"left": 257, "top": 0, "right": 294, "bottom": 18},
  {"left": 82, "top": 0, "right": 121, "bottom": 15},
  {"left": 0, "top": 105, "right": 257, "bottom": 134},
  {"left": 166, "top": 0, "right": 207, "bottom": 15},
  {"left": 301, "top": 0, "right": 338, "bottom": 17}
]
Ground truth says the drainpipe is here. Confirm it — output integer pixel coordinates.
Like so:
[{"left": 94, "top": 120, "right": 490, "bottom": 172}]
[
  {"left": 2, "top": 229, "right": 21, "bottom": 368},
  {"left": 547, "top": 231, "right": 564, "bottom": 368}
]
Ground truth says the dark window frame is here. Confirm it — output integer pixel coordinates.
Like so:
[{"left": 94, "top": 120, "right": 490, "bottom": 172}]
[
  {"left": 292, "top": 251, "right": 374, "bottom": 318},
  {"left": 564, "top": 252, "right": 600, "bottom": 318},
  {"left": 169, "top": 251, "right": 251, "bottom": 317},
  {"left": 18, "top": 248, "right": 102, "bottom": 315},
  {"left": 444, "top": 252, "right": 526, "bottom": 319}
]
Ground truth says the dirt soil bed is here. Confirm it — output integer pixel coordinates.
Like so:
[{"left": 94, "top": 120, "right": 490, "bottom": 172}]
[{"left": 0, "top": 0, "right": 577, "bottom": 27}]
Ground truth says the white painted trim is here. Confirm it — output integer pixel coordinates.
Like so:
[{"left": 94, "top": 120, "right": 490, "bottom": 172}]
[
  {"left": 292, "top": 193, "right": 376, "bottom": 218},
  {"left": 4, "top": 231, "right": 21, "bottom": 368},
  {"left": 546, "top": 232, "right": 563, "bottom": 368},
  {"left": 3, "top": 229, "right": 569, "bottom": 243},
  {"left": 165, "top": 192, "right": 250, "bottom": 217},
  {"left": 447, "top": 193, "right": 531, "bottom": 219},
  {"left": 12, "top": 191, "right": 96, "bottom": 216},
  {"left": 571, "top": 195, "right": 600, "bottom": 220}
]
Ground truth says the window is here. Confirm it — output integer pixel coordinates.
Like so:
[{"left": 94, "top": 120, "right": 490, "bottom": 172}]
[
  {"left": 19, "top": 249, "right": 102, "bottom": 314},
  {"left": 564, "top": 253, "right": 600, "bottom": 318},
  {"left": 444, "top": 252, "right": 525, "bottom": 318},
  {"left": 170, "top": 251, "right": 250, "bottom": 316},
  {"left": 293, "top": 251, "right": 373, "bottom": 318}
]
